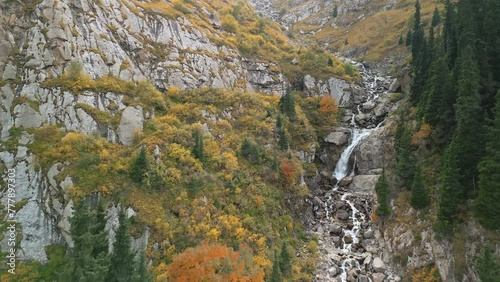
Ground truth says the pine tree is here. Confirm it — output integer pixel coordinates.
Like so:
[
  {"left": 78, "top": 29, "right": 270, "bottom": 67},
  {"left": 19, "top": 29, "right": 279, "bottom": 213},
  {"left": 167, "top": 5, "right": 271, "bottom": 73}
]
[
  {"left": 375, "top": 172, "right": 391, "bottom": 217},
  {"left": 270, "top": 252, "right": 281, "bottom": 282},
  {"left": 438, "top": 150, "right": 462, "bottom": 223},
  {"left": 406, "top": 29, "right": 413, "bottom": 46},
  {"left": 410, "top": 0, "right": 429, "bottom": 104},
  {"left": 279, "top": 88, "right": 296, "bottom": 120},
  {"left": 279, "top": 242, "right": 291, "bottom": 278},
  {"left": 130, "top": 146, "right": 148, "bottom": 184},
  {"left": 278, "top": 128, "right": 289, "bottom": 151},
  {"left": 431, "top": 7, "right": 441, "bottom": 27},
  {"left": 106, "top": 210, "right": 136, "bottom": 282},
  {"left": 395, "top": 125, "right": 415, "bottom": 188},
  {"left": 443, "top": 0, "right": 458, "bottom": 67},
  {"left": 475, "top": 248, "right": 500, "bottom": 282},
  {"left": 411, "top": 166, "right": 430, "bottom": 209},
  {"left": 398, "top": 34, "right": 404, "bottom": 45},
  {"left": 133, "top": 254, "right": 152, "bottom": 282},
  {"left": 67, "top": 200, "right": 108, "bottom": 282},
  {"left": 192, "top": 129, "right": 205, "bottom": 163},
  {"left": 475, "top": 90, "right": 500, "bottom": 230},
  {"left": 333, "top": 5, "right": 338, "bottom": 18}
]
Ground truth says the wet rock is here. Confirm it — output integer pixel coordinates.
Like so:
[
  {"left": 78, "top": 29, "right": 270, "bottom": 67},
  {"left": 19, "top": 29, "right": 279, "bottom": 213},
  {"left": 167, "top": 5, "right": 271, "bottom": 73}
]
[
  {"left": 329, "top": 225, "right": 342, "bottom": 235},
  {"left": 362, "top": 100, "right": 376, "bottom": 110},
  {"left": 357, "top": 274, "right": 370, "bottom": 282},
  {"left": 324, "top": 130, "right": 349, "bottom": 146},
  {"left": 344, "top": 235, "right": 353, "bottom": 244},
  {"left": 332, "top": 236, "right": 341, "bottom": 244},
  {"left": 349, "top": 175, "right": 380, "bottom": 193},
  {"left": 389, "top": 78, "right": 400, "bottom": 92},
  {"left": 328, "top": 266, "right": 338, "bottom": 276},
  {"left": 338, "top": 176, "right": 353, "bottom": 187},
  {"left": 337, "top": 209, "right": 349, "bottom": 220}
]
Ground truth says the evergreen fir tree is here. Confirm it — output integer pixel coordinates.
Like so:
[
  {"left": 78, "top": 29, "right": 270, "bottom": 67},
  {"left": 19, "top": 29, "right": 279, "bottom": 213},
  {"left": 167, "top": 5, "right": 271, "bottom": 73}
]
[
  {"left": 431, "top": 7, "right": 441, "bottom": 27},
  {"left": 443, "top": 0, "right": 458, "bottom": 67},
  {"left": 279, "top": 242, "right": 291, "bottom": 278},
  {"left": 475, "top": 90, "right": 500, "bottom": 230},
  {"left": 375, "top": 172, "right": 391, "bottom": 217},
  {"left": 438, "top": 150, "right": 462, "bottom": 223},
  {"left": 398, "top": 34, "right": 404, "bottom": 45},
  {"left": 270, "top": 252, "right": 281, "bottom": 282},
  {"left": 406, "top": 29, "right": 413, "bottom": 46},
  {"left": 106, "top": 210, "right": 136, "bottom": 282},
  {"left": 475, "top": 248, "right": 500, "bottom": 282},
  {"left": 395, "top": 125, "right": 415, "bottom": 188},
  {"left": 333, "top": 5, "right": 338, "bottom": 18},
  {"left": 133, "top": 254, "right": 152, "bottom": 282},
  {"left": 67, "top": 200, "right": 108, "bottom": 282},
  {"left": 278, "top": 128, "right": 289, "bottom": 151},
  {"left": 279, "top": 88, "right": 296, "bottom": 120},
  {"left": 130, "top": 146, "right": 148, "bottom": 184},
  {"left": 410, "top": 166, "right": 430, "bottom": 209},
  {"left": 192, "top": 129, "right": 205, "bottom": 163}
]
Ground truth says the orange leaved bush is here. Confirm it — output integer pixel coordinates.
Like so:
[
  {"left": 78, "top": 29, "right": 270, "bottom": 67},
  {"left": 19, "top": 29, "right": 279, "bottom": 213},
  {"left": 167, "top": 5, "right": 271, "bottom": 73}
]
[
  {"left": 319, "top": 95, "right": 338, "bottom": 113},
  {"left": 280, "top": 162, "right": 296, "bottom": 186},
  {"left": 167, "top": 243, "right": 264, "bottom": 282}
]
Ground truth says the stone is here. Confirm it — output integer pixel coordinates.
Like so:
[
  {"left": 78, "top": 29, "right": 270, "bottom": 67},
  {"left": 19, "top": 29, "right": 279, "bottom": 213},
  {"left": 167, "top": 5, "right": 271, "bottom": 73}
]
[
  {"left": 2, "top": 63, "right": 17, "bottom": 80},
  {"left": 338, "top": 176, "right": 353, "bottom": 186},
  {"left": 329, "top": 224, "right": 342, "bottom": 235},
  {"left": 337, "top": 209, "right": 349, "bottom": 220},
  {"left": 349, "top": 175, "right": 380, "bottom": 193},
  {"left": 388, "top": 78, "right": 400, "bottom": 92},
  {"left": 372, "top": 257, "right": 386, "bottom": 273},
  {"left": 371, "top": 273, "right": 385, "bottom": 282},
  {"left": 14, "top": 103, "right": 42, "bottom": 128},
  {"left": 117, "top": 106, "right": 144, "bottom": 146},
  {"left": 357, "top": 275, "right": 370, "bottom": 282},
  {"left": 324, "top": 131, "right": 348, "bottom": 146},
  {"left": 332, "top": 236, "right": 341, "bottom": 244},
  {"left": 344, "top": 235, "right": 353, "bottom": 244},
  {"left": 362, "top": 100, "right": 376, "bottom": 110},
  {"left": 363, "top": 229, "right": 374, "bottom": 239},
  {"left": 328, "top": 267, "right": 338, "bottom": 276}
]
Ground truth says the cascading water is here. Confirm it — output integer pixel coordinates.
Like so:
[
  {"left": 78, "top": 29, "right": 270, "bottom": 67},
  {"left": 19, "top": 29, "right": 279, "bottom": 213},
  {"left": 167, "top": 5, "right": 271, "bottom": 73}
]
[{"left": 333, "top": 129, "right": 372, "bottom": 180}]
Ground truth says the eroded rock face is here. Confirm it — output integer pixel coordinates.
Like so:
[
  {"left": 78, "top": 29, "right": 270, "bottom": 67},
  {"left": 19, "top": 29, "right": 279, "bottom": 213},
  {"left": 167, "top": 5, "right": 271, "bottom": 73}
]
[
  {"left": 354, "top": 127, "right": 385, "bottom": 174},
  {"left": 117, "top": 106, "right": 144, "bottom": 146}
]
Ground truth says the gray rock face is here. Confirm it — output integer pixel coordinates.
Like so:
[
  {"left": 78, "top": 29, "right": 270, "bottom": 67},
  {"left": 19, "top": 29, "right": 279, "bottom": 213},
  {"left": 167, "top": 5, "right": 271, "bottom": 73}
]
[
  {"left": 354, "top": 128, "right": 385, "bottom": 174},
  {"left": 349, "top": 175, "right": 380, "bottom": 193},
  {"left": 117, "top": 106, "right": 144, "bottom": 146},
  {"left": 324, "top": 129, "right": 349, "bottom": 146},
  {"left": 371, "top": 273, "right": 385, "bottom": 282},
  {"left": 14, "top": 103, "right": 42, "bottom": 128}
]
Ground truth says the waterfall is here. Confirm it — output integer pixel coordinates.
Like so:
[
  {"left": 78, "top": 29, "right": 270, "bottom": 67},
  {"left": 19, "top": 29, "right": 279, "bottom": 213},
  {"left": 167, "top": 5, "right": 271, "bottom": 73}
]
[{"left": 333, "top": 129, "right": 373, "bottom": 180}]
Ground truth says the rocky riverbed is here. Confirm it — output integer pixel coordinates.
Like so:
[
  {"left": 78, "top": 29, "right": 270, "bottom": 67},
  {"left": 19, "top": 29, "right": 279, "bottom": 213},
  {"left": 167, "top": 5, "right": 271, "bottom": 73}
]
[{"left": 307, "top": 61, "right": 403, "bottom": 282}]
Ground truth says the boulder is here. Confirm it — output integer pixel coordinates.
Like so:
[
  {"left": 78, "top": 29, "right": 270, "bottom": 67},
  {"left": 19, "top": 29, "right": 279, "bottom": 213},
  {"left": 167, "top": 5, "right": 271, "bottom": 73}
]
[
  {"left": 349, "top": 175, "right": 380, "bottom": 193},
  {"left": 372, "top": 257, "right": 386, "bottom": 273},
  {"left": 337, "top": 209, "right": 349, "bottom": 220},
  {"left": 338, "top": 176, "right": 353, "bottom": 187},
  {"left": 14, "top": 103, "right": 42, "bottom": 128},
  {"left": 357, "top": 275, "right": 370, "bottom": 282},
  {"left": 362, "top": 100, "right": 376, "bottom": 110},
  {"left": 388, "top": 78, "right": 400, "bottom": 92},
  {"left": 117, "top": 106, "right": 144, "bottom": 146},
  {"left": 344, "top": 235, "right": 353, "bottom": 244},
  {"left": 329, "top": 225, "right": 342, "bottom": 235},
  {"left": 363, "top": 229, "right": 374, "bottom": 239},
  {"left": 371, "top": 273, "right": 385, "bottom": 282},
  {"left": 324, "top": 131, "right": 349, "bottom": 146},
  {"left": 354, "top": 128, "right": 384, "bottom": 174}
]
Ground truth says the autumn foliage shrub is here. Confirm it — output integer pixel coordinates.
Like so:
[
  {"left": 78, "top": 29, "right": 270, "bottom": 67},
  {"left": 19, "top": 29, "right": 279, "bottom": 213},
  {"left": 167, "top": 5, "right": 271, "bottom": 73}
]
[
  {"left": 280, "top": 162, "right": 295, "bottom": 187},
  {"left": 167, "top": 243, "right": 264, "bottom": 282}
]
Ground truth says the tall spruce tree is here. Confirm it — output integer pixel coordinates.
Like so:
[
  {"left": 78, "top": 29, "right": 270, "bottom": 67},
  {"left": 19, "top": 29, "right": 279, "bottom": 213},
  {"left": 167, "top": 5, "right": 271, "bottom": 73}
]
[
  {"left": 106, "top": 210, "right": 136, "bottom": 282},
  {"left": 270, "top": 252, "right": 281, "bottom": 282},
  {"left": 375, "top": 172, "right": 391, "bottom": 217},
  {"left": 279, "top": 87, "right": 296, "bottom": 120},
  {"left": 395, "top": 124, "right": 415, "bottom": 188},
  {"left": 279, "top": 243, "right": 291, "bottom": 278},
  {"left": 192, "top": 129, "right": 205, "bottom": 163},
  {"left": 67, "top": 200, "right": 108, "bottom": 282},
  {"left": 475, "top": 90, "right": 500, "bottom": 230},
  {"left": 431, "top": 7, "right": 441, "bottom": 27},
  {"left": 475, "top": 247, "right": 500, "bottom": 282},
  {"left": 411, "top": 166, "right": 430, "bottom": 209},
  {"left": 410, "top": 0, "right": 430, "bottom": 104},
  {"left": 130, "top": 146, "right": 149, "bottom": 184}
]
